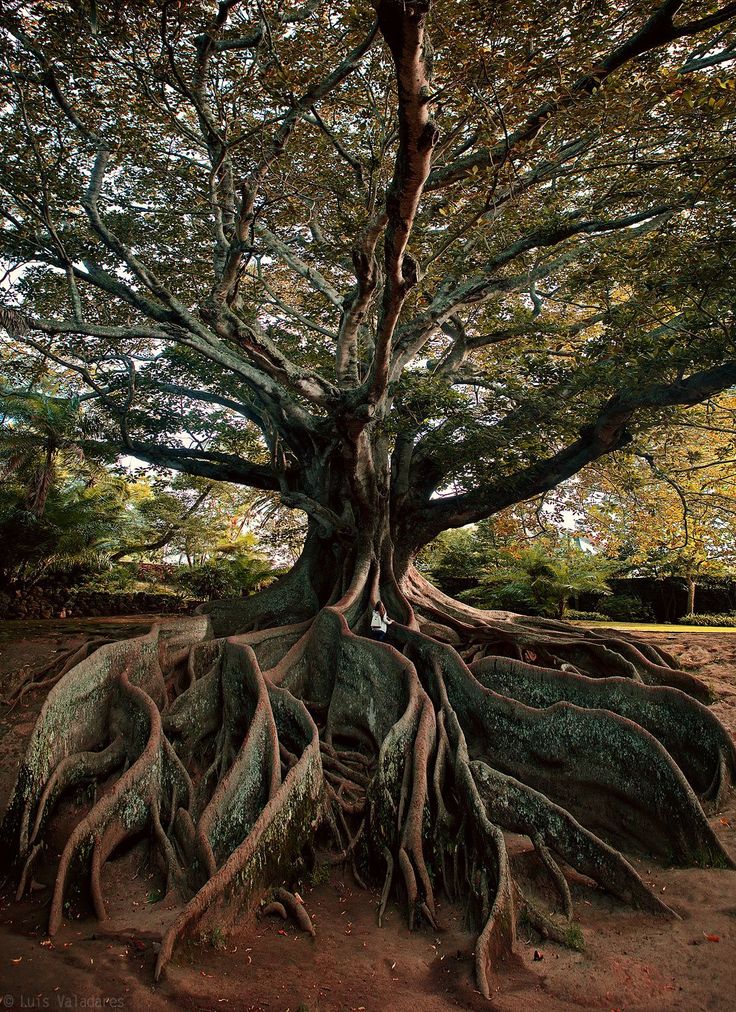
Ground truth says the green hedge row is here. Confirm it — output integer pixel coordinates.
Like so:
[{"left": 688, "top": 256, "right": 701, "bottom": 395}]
[{"left": 675, "top": 613, "right": 736, "bottom": 627}]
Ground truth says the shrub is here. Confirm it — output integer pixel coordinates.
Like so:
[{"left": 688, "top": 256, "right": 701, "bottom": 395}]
[
  {"left": 459, "top": 581, "right": 544, "bottom": 615},
  {"left": 175, "top": 561, "right": 242, "bottom": 600},
  {"left": 597, "top": 594, "right": 655, "bottom": 622},
  {"left": 462, "top": 541, "right": 615, "bottom": 619},
  {"left": 80, "top": 564, "right": 140, "bottom": 593},
  {"left": 174, "top": 554, "right": 278, "bottom": 601},
  {"left": 566, "top": 610, "right": 611, "bottom": 622},
  {"left": 676, "top": 613, "right": 736, "bottom": 627}
]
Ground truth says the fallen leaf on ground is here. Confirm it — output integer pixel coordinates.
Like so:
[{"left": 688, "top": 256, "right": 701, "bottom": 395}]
[{"left": 704, "top": 933, "right": 720, "bottom": 942}]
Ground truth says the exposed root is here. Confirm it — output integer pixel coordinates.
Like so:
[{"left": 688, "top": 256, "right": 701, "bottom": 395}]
[
  {"left": 262, "top": 901, "right": 287, "bottom": 919},
  {"left": 533, "top": 834, "right": 573, "bottom": 922},
  {"left": 378, "top": 846, "right": 394, "bottom": 927},
  {"left": 516, "top": 885, "right": 583, "bottom": 951},
  {"left": 15, "top": 842, "right": 43, "bottom": 902},
  {"left": 470, "top": 654, "right": 735, "bottom": 801},
  {"left": 30, "top": 737, "right": 127, "bottom": 846},
  {"left": 6, "top": 637, "right": 114, "bottom": 707},
  {"left": 2, "top": 580, "right": 733, "bottom": 1001},
  {"left": 274, "top": 887, "right": 316, "bottom": 936},
  {"left": 329, "top": 817, "right": 365, "bottom": 864}
]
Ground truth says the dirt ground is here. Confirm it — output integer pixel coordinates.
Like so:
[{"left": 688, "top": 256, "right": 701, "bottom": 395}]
[{"left": 1, "top": 620, "right": 735, "bottom": 1012}]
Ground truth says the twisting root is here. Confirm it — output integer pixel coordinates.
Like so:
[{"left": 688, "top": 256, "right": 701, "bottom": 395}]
[
  {"left": 329, "top": 818, "right": 365, "bottom": 865},
  {"left": 30, "top": 737, "right": 127, "bottom": 846},
  {"left": 378, "top": 846, "right": 394, "bottom": 928},
  {"left": 533, "top": 834, "right": 573, "bottom": 922},
  {"left": 6, "top": 637, "right": 113, "bottom": 707},
  {"left": 515, "top": 884, "right": 581, "bottom": 950},
  {"left": 15, "top": 842, "right": 43, "bottom": 902},
  {"left": 47, "top": 666, "right": 174, "bottom": 934},
  {"left": 274, "top": 887, "right": 316, "bottom": 936},
  {"left": 262, "top": 901, "right": 287, "bottom": 919},
  {"left": 1, "top": 577, "right": 733, "bottom": 1001}
]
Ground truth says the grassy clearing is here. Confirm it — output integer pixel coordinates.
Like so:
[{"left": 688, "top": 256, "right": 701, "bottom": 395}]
[{"left": 571, "top": 620, "right": 736, "bottom": 633}]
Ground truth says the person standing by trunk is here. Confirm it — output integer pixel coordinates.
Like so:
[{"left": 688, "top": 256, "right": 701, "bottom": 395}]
[{"left": 370, "top": 600, "right": 392, "bottom": 641}]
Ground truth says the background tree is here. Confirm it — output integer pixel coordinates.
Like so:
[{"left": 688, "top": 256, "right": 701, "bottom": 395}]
[
  {"left": 566, "top": 399, "right": 736, "bottom": 612},
  {"left": 2, "top": 1, "right": 736, "bottom": 998}
]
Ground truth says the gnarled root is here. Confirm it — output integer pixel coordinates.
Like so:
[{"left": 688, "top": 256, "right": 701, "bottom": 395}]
[
  {"left": 273, "top": 887, "right": 316, "bottom": 936},
  {"left": 2, "top": 583, "right": 733, "bottom": 1001}
]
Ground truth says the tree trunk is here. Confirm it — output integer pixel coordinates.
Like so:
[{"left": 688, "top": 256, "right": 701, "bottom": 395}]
[
  {"left": 687, "top": 576, "right": 696, "bottom": 615},
  {"left": 1, "top": 441, "right": 734, "bottom": 1000}
]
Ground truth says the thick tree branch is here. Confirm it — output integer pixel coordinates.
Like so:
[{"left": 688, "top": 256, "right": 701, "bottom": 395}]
[
  {"left": 393, "top": 204, "right": 682, "bottom": 371},
  {"left": 215, "top": 22, "right": 378, "bottom": 303},
  {"left": 336, "top": 212, "right": 387, "bottom": 387},
  {"left": 118, "top": 441, "right": 282, "bottom": 491},
  {"left": 413, "top": 360, "right": 736, "bottom": 540},
  {"left": 253, "top": 223, "right": 343, "bottom": 309},
  {"left": 364, "top": 0, "right": 439, "bottom": 405},
  {"left": 427, "top": 0, "right": 736, "bottom": 191},
  {"left": 110, "top": 485, "right": 214, "bottom": 562}
]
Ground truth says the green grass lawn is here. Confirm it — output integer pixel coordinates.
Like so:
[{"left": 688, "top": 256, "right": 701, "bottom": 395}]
[{"left": 571, "top": 620, "right": 736, "bottom": 633}]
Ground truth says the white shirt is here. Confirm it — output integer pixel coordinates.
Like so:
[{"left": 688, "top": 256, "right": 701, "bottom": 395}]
[{"left": 370, "top": 609, "right": 392, "bottom": 633}]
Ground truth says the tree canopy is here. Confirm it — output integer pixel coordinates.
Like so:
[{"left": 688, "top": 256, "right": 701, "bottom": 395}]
[{"left": 1, "top": 0, "right": 735, "bottom": 569}]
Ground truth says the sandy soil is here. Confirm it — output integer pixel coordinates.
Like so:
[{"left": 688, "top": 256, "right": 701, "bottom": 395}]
[{"left": 0, "top": 622, "right": 735, "bottom": 1012}]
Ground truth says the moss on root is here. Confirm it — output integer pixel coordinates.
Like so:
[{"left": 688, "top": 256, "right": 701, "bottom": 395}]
[{"left": 1, "top": 588, "right": 733, "bottom": 1000}]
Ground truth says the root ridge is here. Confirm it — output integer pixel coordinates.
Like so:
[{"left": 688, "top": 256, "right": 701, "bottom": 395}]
[{"left": 2, "top": 595, "right": 732, "bottom": 999}]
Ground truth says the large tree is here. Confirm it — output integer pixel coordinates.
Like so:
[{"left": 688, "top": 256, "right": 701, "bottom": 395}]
[{"left": 1, "top": 0, "right": 736, "bottom": 996}]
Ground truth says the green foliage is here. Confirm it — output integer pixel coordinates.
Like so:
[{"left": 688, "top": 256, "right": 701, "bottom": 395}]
[
  {"left": 174, "top": 553, "right": 278, "bottom": 601},
  {"left": 0, "top": 475, "right": 133, "bottom": 586},
  {"left": 676, "top": 613, "right": 736, "bottom": 627},
  {"left": 565, "top": 404, "right": 736, "bottom": 595},
  {"left": 0, "top": 389, "right": 92, "bottom": 517},
  {"left": 564, "top": 922, "right": 585, "bottom": 952},
  {"left": 77, "top": 565, "right": 140, "bottom": 594},
  {"left": 418, "top": 516, "right": 540, "bottom": 593},
  {"left": 597, "top": 594, "right": 655, "bottom": 623},
  {"left": 419, "top": 527, "right": 485, "bottom": 586},
  {"left": 308, "top": 863, "right": 331, "bottom": 887},
  {"left": 1, "top": 388, "right": 290, "bottom": 591},
  {"left": 1, "top": 1, "right": 735, "bottom": 565},
  {"left": 210, "top": 927, "right": 227, "bottom": 951},
  {"left": 462, "top": 540, "right": 616, "bottom": 619}
]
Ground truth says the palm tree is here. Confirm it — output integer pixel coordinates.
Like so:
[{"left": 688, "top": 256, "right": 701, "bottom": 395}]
[
  {"left": 0, "top": 473, "right": 133, "bottom": 586},
  {"left": 464, "top": 539, "right": 616, "bottom": 619},
  {"left": 0, "top": 389, "right": 87, "bottom": 516}
]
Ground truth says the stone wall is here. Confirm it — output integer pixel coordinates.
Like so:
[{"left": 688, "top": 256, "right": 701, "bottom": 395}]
[{"left": 0, "top": 583, "right": 194, "bottom": 620}]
